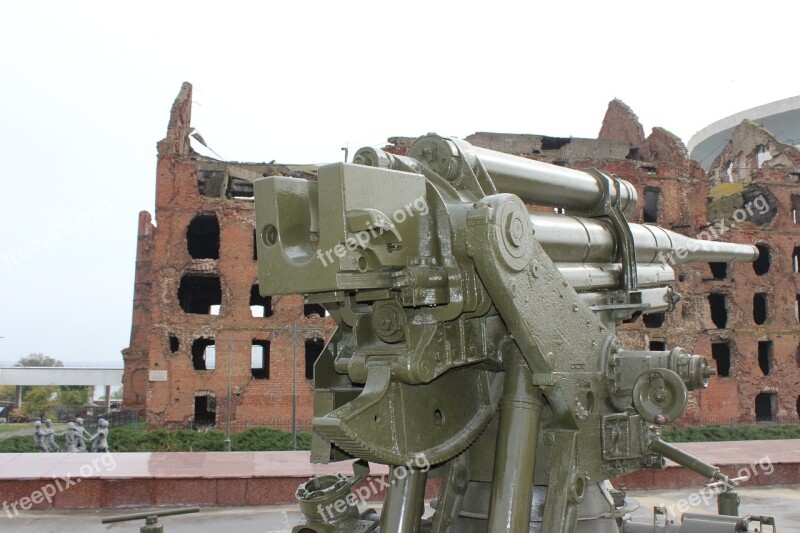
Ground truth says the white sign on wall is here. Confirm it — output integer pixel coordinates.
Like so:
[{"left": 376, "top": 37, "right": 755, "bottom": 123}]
[{"left": 149, "top": 370, "right": 168, "bottom": 382}]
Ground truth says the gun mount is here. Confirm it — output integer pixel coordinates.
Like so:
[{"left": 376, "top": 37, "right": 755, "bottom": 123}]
[{"left": 254, "top": 134, "right": 773, "bottom": 532}]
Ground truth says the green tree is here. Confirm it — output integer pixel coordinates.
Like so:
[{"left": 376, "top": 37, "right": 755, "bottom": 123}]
[
  {"left": 14, "top": 353, "right": 93, "bottom": 420},
  {"left": 15, "top": 353, "right": 64, "bottom": 397},
  {"left": 100, "top": 387, "right": 124, "bottom": 401},
  {"left": 16, "top": 353, "right": 63, "bottom": 367},
  {"left": 0, "top": 385, "right": 16, "bottom": 402},
  {"left": 21, "top": 387, "right": 57, "bottom": 420},
  {"left": 57, "top": 388, "right": 92, "bottom": 414}
]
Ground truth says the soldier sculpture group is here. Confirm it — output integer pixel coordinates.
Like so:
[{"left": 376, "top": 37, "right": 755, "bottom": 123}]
[{"left": 32, "top": 418, "right": 110, "bottom": 453}]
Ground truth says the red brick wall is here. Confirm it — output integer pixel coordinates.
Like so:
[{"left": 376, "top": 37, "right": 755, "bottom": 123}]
[
  {"left": 124, "top": 87, "right": 800, "bottom": 431},
  {"left": 123, "top": 83, "right": 334, "bottom": 431}
]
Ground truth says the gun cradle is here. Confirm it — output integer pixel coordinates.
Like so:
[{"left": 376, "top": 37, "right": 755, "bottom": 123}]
[{"left": 254, "top": 134, "right": 772, "bottom": 532}]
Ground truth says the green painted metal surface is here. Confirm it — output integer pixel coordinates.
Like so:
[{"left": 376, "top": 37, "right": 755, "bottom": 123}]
[{"left": 254, "top": 134, "right": 773, "bottom": 532}]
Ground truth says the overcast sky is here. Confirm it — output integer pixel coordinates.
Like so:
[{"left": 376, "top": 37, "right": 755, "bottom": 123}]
[{"left": 1, "top": 1, "right": 798, "bottom": 366}]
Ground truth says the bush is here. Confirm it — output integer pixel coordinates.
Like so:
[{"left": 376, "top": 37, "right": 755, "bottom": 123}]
[
  {"left": 232, "top": 427, "right": 312, "bottom": 451},
  {"left": 0, "top": 423, "right": 312, "bottom": 453},
  {"left": 3, "top": 422, "right": 797, "bottom": 453},
  {"left": 662, "top": 424, "right": 800, "bottom": 443},
  {"left": 0, "top": 436, "right": 36, "bottom": 453}
]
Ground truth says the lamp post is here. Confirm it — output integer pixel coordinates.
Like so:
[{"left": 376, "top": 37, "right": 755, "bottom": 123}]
[
  {"left": 0, "top": 337, "right": 20, "bottom": 408},
  {"left": 287, "top": 321, "right": 324, "bottom": 450},
  {"left": 222, "top": 338, "right": 252, "bottom": 452},
  {"left": 220, "top": 325, "right": 323, "bottom": 451},
  {"left": 256, "top": 324, "right": 322, "bottom": 450},
  {"left": 225, "top": 338, "right": 233, "bottom": 452},
  {"left": 292, "top": 322, "right": 297, "bottom": 450}
]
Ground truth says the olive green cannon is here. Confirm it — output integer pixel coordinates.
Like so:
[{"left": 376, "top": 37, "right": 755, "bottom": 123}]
[{"left": 254, "top": 134, "right": 775, "bottom": 532}]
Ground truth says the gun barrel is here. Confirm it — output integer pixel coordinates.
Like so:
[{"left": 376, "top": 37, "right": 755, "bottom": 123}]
[
  {"left": 470, "top": 144, "right": 639, "bottom": 214},
  {"left": 405, "top": 135, "right": 638, "bottom": 214},
  {"left": 530, "top": 212, "right": 758, "bottom": 265},
  {"left": 558, "top": 263, "right": 675, "bottom": 291}
]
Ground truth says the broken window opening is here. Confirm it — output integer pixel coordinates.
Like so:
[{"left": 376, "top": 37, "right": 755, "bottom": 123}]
[
  {"left": 752, "top": 244, "right": 770, "bottom": 275},
  {"left": 757, "top": 341, "right": 773, "bottom": 376},
  {"left": 708, "top": 293, "right": 728, "bottom": 329},
  {"left": 794, "top": 247, "right": 800, "bottom": 273},
  {"left": 169, "top": 335, "right": 180, "bottom": 353},
  {"left": 250, "top": 284, "right": 273, "bottom": 318},
  {"left": 755, "top": 145, "right": 773, "bottom": 169},
  {"left": 191, "top": 338, "right": 216, "bottom": 371},
  {"left": 711, "top": 342, "right": 731, "bottom": 377},
  {"left": 649, "top": 340, "right": 666, "bottom": 351},
  {"left": 186, "top": 213, "right": 220, "bottom": 260},
  {"left": 791, "top": 195, "right": 800, "bottom": 224},
  {"left": 226, "top": 177, "right": 254, "bottom": 200},
  {"left": 796, "top": 396, "right": 800, "bottom": 420},
  {"left": 251, "top": 340, "right": 270, "bottom": 379},
  {"left": 642, "top": 312, "right": 665, "bottom": 328},
  {"left": 540, "top": 136, "right": 571, "bottom": 151},
  {"left": 754, "top": 392, "right": 776, "bottom": 422},
  {"left": 194, "top": 392, "right": 217, "bottom": 427},
  {"left": 708, "top": 262, "right": 728, "bottom": 280},
  {"left": 753, "top": 293, "right": 768, "bottom": 325},
  {"left": 642, "top": 188, "right": 660, "bottom": 223},
  {"left": 796, "top": 294, "right": 800, "bottom": 323},
  {"left": 305, "top": 338, "right": 325, "bottom": 380},
  {"left": 304, "top": 303, "right": 327, "bottom": 318},
  {"left": 197, "top": 170, "right": 225, "bottom": 197},
  {"left": 178, "top": 275, "right": 222, "bottom": 314}
]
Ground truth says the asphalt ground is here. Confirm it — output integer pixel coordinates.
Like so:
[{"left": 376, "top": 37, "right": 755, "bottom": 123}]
[{"left": 2, "top": 485, "right": 797, "bottom": 532}]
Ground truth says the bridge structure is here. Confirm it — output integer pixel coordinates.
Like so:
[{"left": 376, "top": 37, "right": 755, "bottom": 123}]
[{"left": 0, "top": 366, "right": 123, "bottom": 414}]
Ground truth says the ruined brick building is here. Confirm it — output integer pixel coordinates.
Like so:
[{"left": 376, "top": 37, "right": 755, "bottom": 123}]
[
  {"left": 122, "top": 83, "right": 335, "bottom": 432},
  {"left": 123, "top": 85, "right": 800, "bottom": 431}
]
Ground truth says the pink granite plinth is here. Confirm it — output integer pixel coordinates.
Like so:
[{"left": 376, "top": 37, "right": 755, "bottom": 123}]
[
  {"left": 612, "top": 439, "right": 800, "bottom": 489},
  {"left": 0, "top": 440, "right": 796, "bottom": 509}
]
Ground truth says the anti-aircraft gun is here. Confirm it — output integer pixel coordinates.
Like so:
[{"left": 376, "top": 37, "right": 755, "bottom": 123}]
[{"left": 254, "top": 134, "right": 776, "bottom": 532}]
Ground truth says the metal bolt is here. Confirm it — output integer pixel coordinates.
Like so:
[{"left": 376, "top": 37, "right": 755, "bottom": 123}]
[{"left": 506, "top": 212, "right": 525, "bottom": 248}]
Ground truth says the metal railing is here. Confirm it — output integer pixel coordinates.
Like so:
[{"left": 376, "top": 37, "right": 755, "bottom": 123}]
[{"left": 84, "top": 409, "right": 140, "bottom": 431}]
